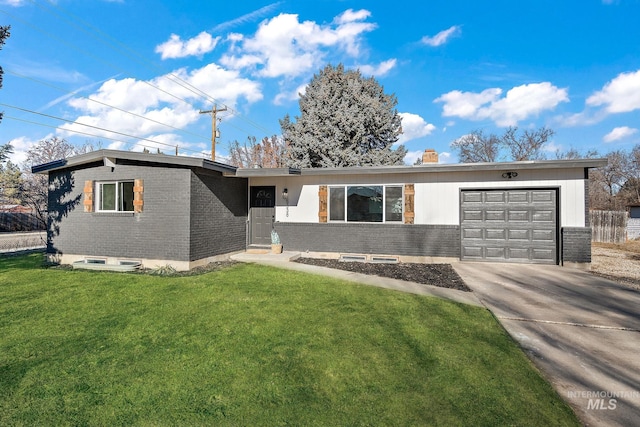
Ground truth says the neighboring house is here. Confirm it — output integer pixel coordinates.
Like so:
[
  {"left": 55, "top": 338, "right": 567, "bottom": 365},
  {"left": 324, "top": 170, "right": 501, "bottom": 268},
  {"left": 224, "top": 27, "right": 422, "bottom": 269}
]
[
  {"left": 628, "top": 205, "right": 640, "bottom": 240},
  {"left": 33, "top": 149, "right": 606, "bottom": 270},
  {"left": 0, "top": 204, "right": 34, "bottom": 213}
]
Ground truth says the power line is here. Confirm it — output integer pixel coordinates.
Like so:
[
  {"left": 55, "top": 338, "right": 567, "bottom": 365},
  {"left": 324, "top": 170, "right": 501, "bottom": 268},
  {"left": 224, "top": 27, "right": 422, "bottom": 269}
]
[
  {"left": 0, "top": 103, "right": 209, "bottom": 156},
  {"left": 29, "top": 0, "right": 278, "bottom": 137},
  {"left": 5, "top": 68, "right": 212, "bottom": 142},
  {"left": 3, "top": 115, "right": 210, "bottom": 158},
  {"left": 1, "top": 2, "right": 279, "bottom": 147}
]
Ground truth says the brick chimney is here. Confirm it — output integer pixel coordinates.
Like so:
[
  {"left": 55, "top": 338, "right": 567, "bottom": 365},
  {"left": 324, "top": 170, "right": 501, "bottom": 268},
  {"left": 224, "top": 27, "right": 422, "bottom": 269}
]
[{"left": 422, "top": 149, "right": 438, "bottom": 164}]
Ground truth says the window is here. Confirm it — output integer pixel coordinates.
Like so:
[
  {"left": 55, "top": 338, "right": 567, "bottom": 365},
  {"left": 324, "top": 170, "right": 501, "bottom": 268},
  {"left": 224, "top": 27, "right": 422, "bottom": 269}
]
[
  {"left": 329, "top": 187, "right": 345, "bottom": 221},
  {"left": 385, "top": 186, "right": 403, "bottom": 222},
  {"left": 328, "top": 185, "right": 403, "bottom": 223},
  {"left": 96, "top": 181, "right": 134, "bottom": 212}
]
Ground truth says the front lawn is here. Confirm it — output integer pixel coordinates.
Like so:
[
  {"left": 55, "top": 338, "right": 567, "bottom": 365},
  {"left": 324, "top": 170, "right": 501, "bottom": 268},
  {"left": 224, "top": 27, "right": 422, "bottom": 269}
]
[{"left": 0, "top": 254, "right": 578, "bottom": 426}]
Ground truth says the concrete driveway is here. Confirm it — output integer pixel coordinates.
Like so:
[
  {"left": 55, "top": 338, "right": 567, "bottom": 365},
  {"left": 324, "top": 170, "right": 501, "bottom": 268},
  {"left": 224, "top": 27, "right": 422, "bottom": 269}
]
[{"left": 452, "top": 262, "right": 640, "bottom": 427}]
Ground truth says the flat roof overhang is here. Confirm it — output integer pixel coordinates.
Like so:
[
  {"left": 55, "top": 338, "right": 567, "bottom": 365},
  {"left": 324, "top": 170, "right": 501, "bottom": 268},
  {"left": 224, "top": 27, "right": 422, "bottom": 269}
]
[
  {"left": 32, "top": 149, "right": 607, "bottom": 177},
  {"left": 32, "top": 149, "right": 238, "bottom": 175}
]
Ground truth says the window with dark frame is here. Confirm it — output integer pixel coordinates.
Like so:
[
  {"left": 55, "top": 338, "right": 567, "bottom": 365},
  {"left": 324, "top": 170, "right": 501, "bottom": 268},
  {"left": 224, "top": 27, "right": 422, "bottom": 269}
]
[{"left": 328, "top": 185, "right": 403, "bottom": 223}]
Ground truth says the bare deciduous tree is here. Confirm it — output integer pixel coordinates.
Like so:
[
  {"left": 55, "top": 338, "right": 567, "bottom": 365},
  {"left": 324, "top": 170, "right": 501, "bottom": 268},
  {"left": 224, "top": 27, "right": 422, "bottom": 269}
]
[
  {"left": 502, "top": 126, "right": 554, "bottom": 161},
  {"left": 450, "top": 130, "right": 501, "bottom": 163},
  {"left": 228, "top": 136, "right": 288, "bottom": 168},
  {"left": 451, "top": 126, "right": 555, "bottom": 163},
  {"left": 21, "top": 137, "right": 94, "bottom": 226},
  {"left": 589, "top": 149, "right": 632, "bottom": 211}
]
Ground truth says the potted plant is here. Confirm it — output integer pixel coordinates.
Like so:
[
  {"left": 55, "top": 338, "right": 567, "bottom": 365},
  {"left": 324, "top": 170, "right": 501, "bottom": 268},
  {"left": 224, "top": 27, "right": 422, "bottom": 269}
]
[{"left": 271, "top": 229, "right": 283, "bottom": 254}]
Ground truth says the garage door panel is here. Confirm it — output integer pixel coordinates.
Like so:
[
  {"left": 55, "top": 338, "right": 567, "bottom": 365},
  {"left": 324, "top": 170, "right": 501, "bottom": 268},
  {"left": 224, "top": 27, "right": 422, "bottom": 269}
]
[
  {"left": 485, "top": 247, "right": 506, "bottom": 259},
  {"left": 462, "top": 228, "right": 483, "bottom": 239},
  {"left": 532, "top": 248, "right": 555, "bottom": 261},
  {"left": 462, "top": 246, "right": 483, "bottom": 259},
  {"left": 532, "top": 229, "right": 555, "bottom": 242},
  {"left": 462, "top": 192, "right": 483, "bottom": 203},
  {"left": 533, "top": 210, "right": 554, "bottom": 222},
  {"left": 508, "top": 210, "right": 530, "bottom": 222},
  {"left": 462, "top": 210, "right": 483, "bottom": 221},
  {"left": 508, "top": 191, "right": 529, "bottom": 203},
  {"left": 486, "top": 192, "right": 506, "bottom": 203},
  {"left": 507, "top": 247, "right": 530, "bottom": 260},
  {"left": 486, "top": 210, "right": 506, "bottom": 221},
  {"left": 532, "top": 191, "right": 555, "bottom": 203},
  {"left": 461, "top": 189, "right": 557, "bottom": 264},
  {"left": 508, "top": 229, "right": 531, "bottom": 241},
  {"left": 486, "top": 228, "right": 507, "bottom": 240}
]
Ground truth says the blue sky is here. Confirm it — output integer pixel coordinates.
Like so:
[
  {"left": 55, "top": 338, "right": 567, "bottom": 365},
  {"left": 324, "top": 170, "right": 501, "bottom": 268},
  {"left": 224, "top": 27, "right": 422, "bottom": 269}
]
[{"left": 1, "top": 0, "right": 639, "bottom": 166}]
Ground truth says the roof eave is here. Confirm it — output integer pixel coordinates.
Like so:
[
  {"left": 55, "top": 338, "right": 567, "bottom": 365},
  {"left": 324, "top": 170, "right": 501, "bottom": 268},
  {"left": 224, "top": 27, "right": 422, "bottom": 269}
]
[
  {"left": 31, "top": 149, "right": 238, "bottom": 175},
  {"left": 299, "top": 158, "right": 608, "bottom": 176}
]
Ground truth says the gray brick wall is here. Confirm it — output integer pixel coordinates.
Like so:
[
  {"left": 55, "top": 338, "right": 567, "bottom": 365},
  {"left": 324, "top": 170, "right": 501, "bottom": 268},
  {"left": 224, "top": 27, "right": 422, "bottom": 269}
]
[
  {"left": 189, "top": 171, "right": 247, "bottom": 260},
  {"left": 274, "top": 223, "right": 460, "bottom": 257},
  {"left": 562, "top": 227, "right": 592, "bottom": 263},
  {"left": 48, "top": 163, "right": 192, "bottom": 261}
]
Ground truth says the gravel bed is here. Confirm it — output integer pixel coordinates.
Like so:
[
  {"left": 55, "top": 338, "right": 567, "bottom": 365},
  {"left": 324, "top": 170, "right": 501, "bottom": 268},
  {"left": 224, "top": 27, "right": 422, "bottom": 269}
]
[
  {"left": 590, "top": 245, "right": 640, "bottom": 290},
  {"left": 294, "top": 258, "right": 471, "bottom": 292}
]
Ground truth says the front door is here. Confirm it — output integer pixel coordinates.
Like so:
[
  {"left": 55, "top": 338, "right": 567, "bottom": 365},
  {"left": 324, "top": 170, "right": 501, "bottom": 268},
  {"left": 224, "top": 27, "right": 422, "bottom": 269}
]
[{"left": 249, "top": 186, "right": 275, "bottom": 245}]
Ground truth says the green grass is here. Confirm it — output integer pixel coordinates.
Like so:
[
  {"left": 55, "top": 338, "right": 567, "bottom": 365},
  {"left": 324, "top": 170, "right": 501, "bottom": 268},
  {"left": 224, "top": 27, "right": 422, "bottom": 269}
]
[{"left": 0, "top": 253, "right": 579, "bottom": 426}]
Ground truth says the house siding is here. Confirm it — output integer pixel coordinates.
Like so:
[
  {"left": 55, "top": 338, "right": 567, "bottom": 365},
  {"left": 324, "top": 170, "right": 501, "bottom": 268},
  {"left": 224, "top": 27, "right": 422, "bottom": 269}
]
[
  {"left": 274, "top": 222, "right": 460, "bottom": 257},
  {"left": 189, "top": 171, "right": 248, "bottom": 260},
  {"left": 47, "top": 163, "right": 191, "bottom": 261}
]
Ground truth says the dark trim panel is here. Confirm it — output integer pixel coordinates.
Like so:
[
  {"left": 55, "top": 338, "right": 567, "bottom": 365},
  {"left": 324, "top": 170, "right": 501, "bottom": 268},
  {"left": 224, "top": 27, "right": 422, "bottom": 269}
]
[
  {"left": 561, "top": 227, "right": 592, "bottom": 264},
  {"left": 274, "top": 222, "right": 460, "bottom": 257}
]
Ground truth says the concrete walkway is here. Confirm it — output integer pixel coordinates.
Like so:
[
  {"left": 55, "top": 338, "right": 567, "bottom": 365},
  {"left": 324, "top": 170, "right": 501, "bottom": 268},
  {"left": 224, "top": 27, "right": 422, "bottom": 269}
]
[
  {"left": 453, "top": 262, "right": 640, "bottom": 427},
  {"left": 231, "top": 252, "right": 640, "bottom": 426}
]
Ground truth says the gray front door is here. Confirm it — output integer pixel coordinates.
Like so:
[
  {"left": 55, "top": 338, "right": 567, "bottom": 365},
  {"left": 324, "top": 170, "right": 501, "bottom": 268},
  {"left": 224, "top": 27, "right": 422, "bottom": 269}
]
[
  {"left": 250, "top": 186, "right": 275, "bottom": 245},
  {"left": 460, "top": 189, "right": 558, "bottom": 264}
]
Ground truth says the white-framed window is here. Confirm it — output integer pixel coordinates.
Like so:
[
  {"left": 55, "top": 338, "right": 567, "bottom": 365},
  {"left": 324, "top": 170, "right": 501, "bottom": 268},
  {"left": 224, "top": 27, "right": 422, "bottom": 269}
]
[
  {"left": 96, "top": 181, "right": 135, "bottom": 212},
  {"left": 328, "top": 185, "right": 403, "bottom": 223}
]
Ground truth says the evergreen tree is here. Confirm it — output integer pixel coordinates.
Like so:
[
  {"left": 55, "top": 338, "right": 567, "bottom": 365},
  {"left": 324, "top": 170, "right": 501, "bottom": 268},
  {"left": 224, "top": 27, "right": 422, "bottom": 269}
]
[
  {"left": 0, "top": 25, "right": 11, "bottom": 124},
  {"left": 280, "top": 64, "right": 406, "bottom": 168}
]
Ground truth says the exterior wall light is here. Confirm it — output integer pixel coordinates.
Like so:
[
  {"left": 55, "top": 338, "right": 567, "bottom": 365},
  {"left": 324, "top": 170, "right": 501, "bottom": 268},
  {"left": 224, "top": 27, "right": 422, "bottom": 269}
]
[
  {"left": 282, "top": 188, "right": 288, "bottom": 200},
  {"left": 501, "top": 171, "right": 518, "bottom": 179}
]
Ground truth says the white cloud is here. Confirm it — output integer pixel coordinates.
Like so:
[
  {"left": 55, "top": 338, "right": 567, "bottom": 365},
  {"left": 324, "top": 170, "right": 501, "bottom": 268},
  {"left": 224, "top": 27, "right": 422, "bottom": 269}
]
[
  {"left": 438, "top": 152, "right": 454, "bottom": 163},
  {"left": 6, "top": 135, "right": 54, "bottom": 166},
  {"left": 421, "top": 25, "right": 461, "bottom": 47},
  {"left": 358, "top": 59, "right": 397, "bottom": 77},
  {"left": 61, "top": 64, "right": 262, "bottom": 140},
  {"left": 397, "top": 113, "right": 436, "bottom": 144},
  {"left": 586, "top": 69, "right": 640, "bottom": 113},
  {"left": 603, "top": 126, "right": 638, "bottom": 142},
  {"left": 211, "top": 2, "right": 283, "bottom": 33},
  {"left": 435, "top": 88, "right": 502, "bottom": 119},
  {"left": 435, "top": 82, "right": 568, "bottom": 126},
  {"left": 274, "top": 83, "right": 307, "bottom": 105},
  {"left": 220, "top": 9, "right": 376, "bottom": 78},
  {"left": 403, "top": 150, "right": 424, "bottom": 165},
  {"left": 404, "top": 149, "right": 451, "bottom": 165},
  {"left": 155, "top": 32, "right": 220, "bottom": 60},
  {"left": 0, "top": 0, "right": 28, "bottom": 6}
]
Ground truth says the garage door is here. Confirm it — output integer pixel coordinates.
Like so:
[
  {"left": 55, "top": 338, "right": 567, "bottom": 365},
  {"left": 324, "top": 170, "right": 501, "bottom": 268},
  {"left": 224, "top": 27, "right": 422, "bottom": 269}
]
[{"left": 460, "top": 189, "right": 557, "bottom": 264}]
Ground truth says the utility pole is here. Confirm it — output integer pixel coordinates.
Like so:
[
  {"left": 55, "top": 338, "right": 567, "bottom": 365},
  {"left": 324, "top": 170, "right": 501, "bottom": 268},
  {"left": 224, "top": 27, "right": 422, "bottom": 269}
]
[{"left": 199, "top": 104, "right": 227, "bottom": 161}]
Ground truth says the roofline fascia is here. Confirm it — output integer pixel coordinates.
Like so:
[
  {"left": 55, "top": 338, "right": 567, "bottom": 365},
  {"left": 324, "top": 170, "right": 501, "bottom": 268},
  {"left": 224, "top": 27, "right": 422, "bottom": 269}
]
[
  {"left": 298, "top": 158, "right": 608, "bottom": 176},
  {"left": 31, "top": 149, "right": 238, "bottom": 175}
]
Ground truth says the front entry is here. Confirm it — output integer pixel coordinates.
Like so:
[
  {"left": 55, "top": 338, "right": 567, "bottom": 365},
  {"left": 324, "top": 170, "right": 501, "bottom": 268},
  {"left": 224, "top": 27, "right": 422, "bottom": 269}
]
[{"left": 249, "top": 186, "right": 275, "bottom": 245}]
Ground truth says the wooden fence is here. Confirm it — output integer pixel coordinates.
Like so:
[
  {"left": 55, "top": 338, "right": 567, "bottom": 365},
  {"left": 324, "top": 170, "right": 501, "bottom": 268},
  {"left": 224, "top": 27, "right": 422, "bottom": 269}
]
[
  {"left": 0, "top": 213, "right": 46, "bottom": 232},
  {"left": 590, "top": 210, "right": 627, "bottom": 243}
]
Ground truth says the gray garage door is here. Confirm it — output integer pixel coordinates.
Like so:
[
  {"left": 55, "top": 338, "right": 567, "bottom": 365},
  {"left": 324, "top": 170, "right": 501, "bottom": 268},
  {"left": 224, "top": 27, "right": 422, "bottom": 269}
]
[{"left": 460, "top": 189, "right": 557, "bottom": 264}]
